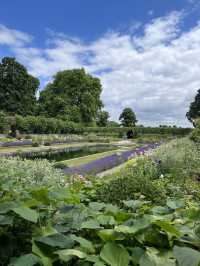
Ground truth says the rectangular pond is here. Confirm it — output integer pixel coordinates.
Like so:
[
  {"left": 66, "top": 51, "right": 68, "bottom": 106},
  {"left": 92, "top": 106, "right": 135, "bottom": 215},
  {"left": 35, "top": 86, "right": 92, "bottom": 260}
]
[{"left": 17, "top": 144, "right": 116, "bottom": 162}]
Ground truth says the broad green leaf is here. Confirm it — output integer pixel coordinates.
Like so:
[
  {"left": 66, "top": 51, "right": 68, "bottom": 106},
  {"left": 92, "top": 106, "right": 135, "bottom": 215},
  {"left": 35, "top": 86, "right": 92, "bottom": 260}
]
[
  {"left": 31, "top": 188, "right": 49, "bottom": 204},
  {"left": 81, "top": 219, "right": 101, "bottom": 229},
  {"left": 140, "top": 249, "right": 175, "bottom": 266},
  {"left": 100, "top": 242, "right": 130, "bottom": 266},
  {"left": 94, "top": 262, "right": 106, "bottom": 266},
  {"left": 12, "top": 207, "right": 39, "bottom": 223},
  {"left": 39, "top": 225, "right": 57, "bottom": 236},
  {"left": 98, "top": 229, "right": 124, "bottom": 242},
  {"left": 86, "top": 255, "right": 106, "bottom": 265},
  {"left": 123, "top": 200, "right": 149, "bottom": 211},
  {"left": 0, "top": 214, "right": 13, "bottom": 225},
  {"left": 151, "top": 206, "right": 170, "bottom": 215},
  {"left": 139, "top": 252, "right": 156, "bottom": 266},
  {"left": 32, "top": 241, "right": 53, "bottom": 266},
  {"left": 115, "top": 217, "right": 150, "bottom": 235},
  {"left": 173, "top": 246, "right": 200, "bottom": 266},
  {"left": 9, "top": 254, "right": 41, "bottom": 266},
  {"left": 105, "top": 204, "right": 119, "bottom": 215},
  {"left": 23, "top": 199, "right": 41, "bottom": 208},
  {"left": 186, "top": 208, "right": 200, "bottom": 221},
  {"left": 167, "top": 199, "right": 185, "bottom": 210},
  {"left": 0, "top": 202, "right": 18, "bottom": 214},
  {"left": 89, "top": 202, "right": 106, "bottom": 211},
  {"left": 48, "top": 188, "right": 72, "bottom": 201},
  {"left": 55, "top": 249, "right": 86, "bottom": 262},
  {"left": 114, "top": 211, "right": 132, "bottom": 223},
  {"left": 129, "top": 247, "right": 145, "bottom": 265},
  {"left": 154, "top": 220, "right": 181, "bottom": 237},
  {"left": 97, "top": 214, "right": 116, "bottom": 225},
  {"left": 35, "top": 233, "right": 74, "bottom": 249},
  {"left": 71, "top": 235, "right": 95, "bottom": 253}
]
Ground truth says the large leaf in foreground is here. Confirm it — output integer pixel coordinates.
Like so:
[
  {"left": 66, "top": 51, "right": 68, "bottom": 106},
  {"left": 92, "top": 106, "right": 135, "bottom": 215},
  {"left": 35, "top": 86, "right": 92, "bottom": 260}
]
[
  {"left": 115, "top": 217, "right": 150, "bottom": 235},
  {"left": 100, "top": 242, "right": 130, "bottom": 266},
  {"left": 153, "top": 220, "right": 181, "bottom": 237},
  {"left": 71, "top": 235, "right": 95, "bottom": 253},
  {"left": 98, "top": 229, "right": 124, "bottom": 242},
  {"left": 9, "top": 254, "right": 41, "bottom": 266},
  {"left": 55, "top": 249, "right": 86, "bottom": 262},
  {"left": 140, "top": 249, "right": 176, "bottom": 266},
  {"left": 173, "top": 246, "right": 200, "bottom": 266},
  {"left": 32, "top": 242, "right": 53, "bottom": 266},
  {"left": 81, "top": 219, "right": 102, "bottom": 229},
  {"left": 35, "top": 233, "right": 74, "bottom": 249},
  {"left": 12, "top": 207, "right": 39, "bottom": 223},
  {"left": 167, "top": 199, "right": 185, "bottom": 210}
]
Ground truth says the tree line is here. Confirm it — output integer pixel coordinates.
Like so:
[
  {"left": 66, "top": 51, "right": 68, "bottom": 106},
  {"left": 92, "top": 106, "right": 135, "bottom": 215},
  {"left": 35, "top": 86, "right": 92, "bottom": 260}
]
[
  {"left": 0, "top": 57, "right": 137, "bottom": 128},
  {"left": 1, "top": 56, "right": 199, "bottom": 129}
]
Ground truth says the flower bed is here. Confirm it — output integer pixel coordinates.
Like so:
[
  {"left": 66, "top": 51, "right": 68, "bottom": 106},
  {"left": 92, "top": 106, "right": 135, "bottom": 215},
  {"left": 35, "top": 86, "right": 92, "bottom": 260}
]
[{"left": 63, "top": 143, "right": 160, "bottom": 175}]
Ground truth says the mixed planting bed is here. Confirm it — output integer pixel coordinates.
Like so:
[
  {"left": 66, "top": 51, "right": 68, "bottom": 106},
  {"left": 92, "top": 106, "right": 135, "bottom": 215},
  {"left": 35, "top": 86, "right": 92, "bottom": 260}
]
[
  {"left": 0, "top": 135, "right": 200, "bottom": 265},
  {"left": 62, "top": 143, "right": 160, "bottom": 175}
]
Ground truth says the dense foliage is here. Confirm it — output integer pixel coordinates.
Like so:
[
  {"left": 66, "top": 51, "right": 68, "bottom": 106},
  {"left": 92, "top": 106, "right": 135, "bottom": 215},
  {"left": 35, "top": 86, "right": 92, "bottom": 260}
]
[
  {"left": 187, "top": 88, "right": 200, "bottom": 125},
  {"left": 93, "top": 138, "right": 200, "bottom": 205},
  {"left": 0, "top": 114, "right": 191, "bottom": 137},
  {"left": 119, "top": 108, "right": 137, "bottom": 127},
  {"left": 0, "top": 57, "right": 39, "bottom": 116},
  {"left": 0, "top": 111, "right": 9, "bottom": 133},
  {"left": 0, "top": 138, "right": 200, "bottom": 265},
  {"left": 190, "top": 118, "right": 200, "bottom": 142},
  {"left": 14, "top": 115, "right": 77, "bottom": 134},
  {"left": 39, "top": 69, "right": 103, "bottom": 124},
  {"left": 96, "top": 111, "right": 110, "bottom": 127}
]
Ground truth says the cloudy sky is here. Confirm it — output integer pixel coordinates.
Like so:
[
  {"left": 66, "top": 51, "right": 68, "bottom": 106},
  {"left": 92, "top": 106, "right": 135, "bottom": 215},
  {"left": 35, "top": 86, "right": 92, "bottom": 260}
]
[{"left": 1, "top": 0, "right": 200, "bottom": 126}]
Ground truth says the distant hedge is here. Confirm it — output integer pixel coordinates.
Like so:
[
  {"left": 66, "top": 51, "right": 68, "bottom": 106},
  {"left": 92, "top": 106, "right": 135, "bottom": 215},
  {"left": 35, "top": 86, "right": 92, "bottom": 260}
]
[
  {"left": 78, "top": 126, "right": 192, "bottom": 136},
  {"left": 0, "top": 114, "right": 192, "bottom": 136}
]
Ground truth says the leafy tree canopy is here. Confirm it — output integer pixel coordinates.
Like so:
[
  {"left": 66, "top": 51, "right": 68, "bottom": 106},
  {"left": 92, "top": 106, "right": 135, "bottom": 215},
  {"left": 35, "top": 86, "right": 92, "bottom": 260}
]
[
  {"left": 0, "top": 57, "right": 39, "bottom": 115},
  {"left": 39, "top": 68, "right": 103, "bottom": 124},
  {"left": 119, "top": 107, "right": 137, "bottom": 127},
  {"left": 108, "top": 120, "right": 120, "bottom": 127},
  {"left": 187, "top": 89, "right": 200, "bottom": 125},
  {"left": 96, "top": 111, "right": 110, "bottom": 127}
]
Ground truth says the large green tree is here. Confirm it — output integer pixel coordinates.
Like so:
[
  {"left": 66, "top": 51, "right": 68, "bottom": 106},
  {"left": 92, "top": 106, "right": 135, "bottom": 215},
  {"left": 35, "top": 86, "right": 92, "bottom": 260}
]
[
  {"left": 186, "top": 89, "right": 200, "bottom": 125},
  {"left": 119, "top": 107, "right": 137, "bottom": 127},
  {"left": 96, "top": 111, "right": 110, "bottom": 127},
  {"left": 39, "top": 68, "right": 103, "bottom": 124},
  {"left": 0, "top": 57, "right": 39, "bottom": 115}
]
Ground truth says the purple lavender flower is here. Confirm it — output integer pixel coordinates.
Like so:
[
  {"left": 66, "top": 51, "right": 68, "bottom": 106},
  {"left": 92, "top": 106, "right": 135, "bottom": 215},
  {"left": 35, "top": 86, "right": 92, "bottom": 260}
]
[{"left": 63, "top": 143, "right": 160, "bottom": 175}]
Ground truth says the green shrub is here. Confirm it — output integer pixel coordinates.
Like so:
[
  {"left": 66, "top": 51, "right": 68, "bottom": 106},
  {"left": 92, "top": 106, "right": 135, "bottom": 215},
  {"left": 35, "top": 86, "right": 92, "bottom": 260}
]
[
  {"left": 14, "top": 115, "right": 78, "bottom": 134},
  {"left": 32, "top": 142, "right": 39, "bottom": 147},
  {"left": 0, "top": 111, "right": 10, "bottom": 133},
  {"left": 44, "top": 141, "right": 51, "bottom": 146},
  {"left": 190, "top": 119, "right": 200, "bottom": 142},
  {"left": 152, "top": 138, "right": 200, "bottom": 179},
  {"left": 0, "top": 157, "right": 66, "bottom": 188},
  {"left": 94, "top": 157, "right": 165, "bottom": 205}
]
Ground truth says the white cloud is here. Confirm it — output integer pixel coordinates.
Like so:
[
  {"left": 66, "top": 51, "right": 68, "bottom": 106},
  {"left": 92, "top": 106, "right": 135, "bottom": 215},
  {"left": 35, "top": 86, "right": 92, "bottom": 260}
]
[
  {"left": 1, "top": 11, "right": 200, "bottom": 126},
  {"left": 0, "top": 24, "right": 31, "bottom": 47}
]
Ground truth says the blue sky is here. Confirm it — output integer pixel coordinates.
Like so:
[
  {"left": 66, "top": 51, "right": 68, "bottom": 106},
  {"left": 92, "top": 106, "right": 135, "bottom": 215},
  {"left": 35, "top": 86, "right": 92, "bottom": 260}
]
[{"left": 1, "top": 0, "right": 200, "bottom": 126}]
